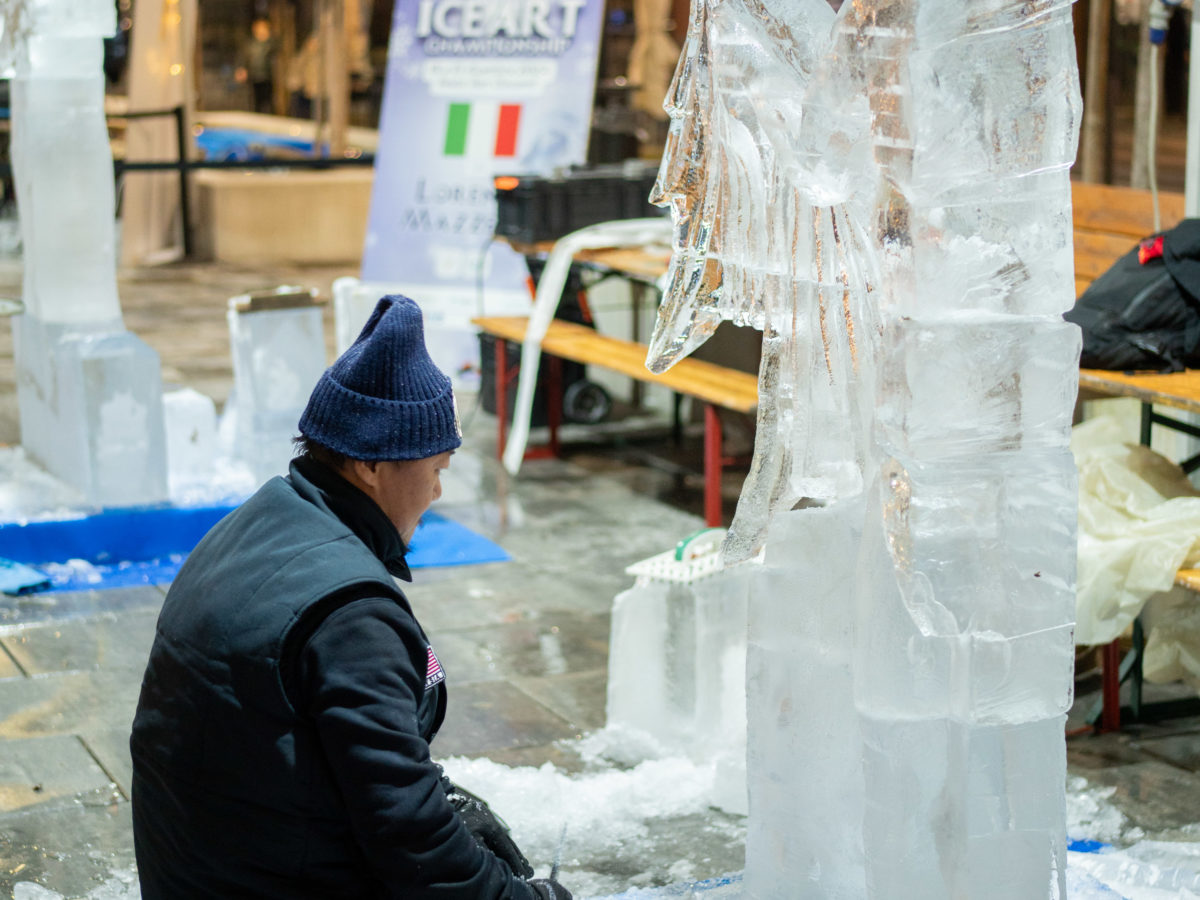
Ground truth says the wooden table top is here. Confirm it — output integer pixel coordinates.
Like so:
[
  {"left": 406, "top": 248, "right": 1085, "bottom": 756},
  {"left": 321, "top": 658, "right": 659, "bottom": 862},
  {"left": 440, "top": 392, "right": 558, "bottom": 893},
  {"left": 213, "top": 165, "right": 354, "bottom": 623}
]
[
  {"left": 473, "top": 316, "right": 759, "bottom": 414},
  {"left": 501, "top": 238, "right": 672, "bottom": 282},
  {"left": 1176, "top": 569, "right": 1200, "bottom": 592},
  {"left": 1079, "top": 368, "right": 1200, "bottom": 415}
]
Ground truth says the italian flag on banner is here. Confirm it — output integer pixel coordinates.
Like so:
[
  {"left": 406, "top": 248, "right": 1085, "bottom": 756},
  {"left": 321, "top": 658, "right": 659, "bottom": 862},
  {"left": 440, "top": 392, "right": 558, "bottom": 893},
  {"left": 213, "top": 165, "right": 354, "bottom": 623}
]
[{"left": 442, "top": 102, "right": 522, "bottom": 159}]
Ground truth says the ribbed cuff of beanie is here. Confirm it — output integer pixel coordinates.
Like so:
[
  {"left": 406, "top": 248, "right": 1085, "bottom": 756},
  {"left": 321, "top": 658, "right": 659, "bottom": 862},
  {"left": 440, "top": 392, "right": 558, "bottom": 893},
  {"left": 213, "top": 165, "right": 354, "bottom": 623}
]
[{"left": 298, "top": 373, "right": 462, "bottom": 461}]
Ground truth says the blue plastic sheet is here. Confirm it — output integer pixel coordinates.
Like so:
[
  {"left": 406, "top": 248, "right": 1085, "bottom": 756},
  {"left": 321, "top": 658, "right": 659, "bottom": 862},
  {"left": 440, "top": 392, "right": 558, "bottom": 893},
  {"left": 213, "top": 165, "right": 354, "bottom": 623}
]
[{"left": 0, "top": 505, "right": 509, "bottom": 594}]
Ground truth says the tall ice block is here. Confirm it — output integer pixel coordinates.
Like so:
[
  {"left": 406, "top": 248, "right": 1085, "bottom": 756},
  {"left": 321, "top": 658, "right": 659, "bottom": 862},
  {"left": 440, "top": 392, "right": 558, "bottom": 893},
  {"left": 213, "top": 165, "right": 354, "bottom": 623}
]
[
  {"left": 8, "top": 11, "right": 169, "bottom": 509},
  {"left": 648, "top": 0, "right": 1082, "bottom": 895},
  {"left": 227, "top": 287, "right": 328, "bottom": 483}
]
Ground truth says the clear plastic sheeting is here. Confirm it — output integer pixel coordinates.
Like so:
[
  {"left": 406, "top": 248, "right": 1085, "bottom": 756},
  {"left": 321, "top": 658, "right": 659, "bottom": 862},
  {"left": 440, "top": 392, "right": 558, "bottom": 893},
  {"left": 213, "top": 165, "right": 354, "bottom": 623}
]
[
  {"left": 651, "top": 0, "right": 1082, "bottom": 897},
  {"left": 1072, "top": 415, "right": 1200, "bottom": 688},
  {"left": 1068, "top": 841, "right": 1200, "bottom": 899},
  {"left": 1073, "top": 414, "right": 1200, "bottom": 644}
]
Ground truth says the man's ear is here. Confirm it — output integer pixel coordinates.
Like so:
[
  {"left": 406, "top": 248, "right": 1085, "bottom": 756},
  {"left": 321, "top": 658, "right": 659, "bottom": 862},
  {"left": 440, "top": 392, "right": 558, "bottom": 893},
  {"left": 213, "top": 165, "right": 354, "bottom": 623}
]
[{"left": 348, "top": 458, "right": 382, "bottom": 489}]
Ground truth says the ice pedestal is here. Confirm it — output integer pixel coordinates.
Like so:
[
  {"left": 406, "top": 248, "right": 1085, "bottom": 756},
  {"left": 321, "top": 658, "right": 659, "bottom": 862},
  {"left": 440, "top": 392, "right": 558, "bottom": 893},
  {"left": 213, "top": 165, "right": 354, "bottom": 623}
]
[
  {"left": 14, "top": 318, "right": 167, "bottom": 507},
  {"left": 606, "top": 530, "right": 751, "bottom": 815},
  {"left": 227, "top": 288, "right": 327, "bottom": 484}
]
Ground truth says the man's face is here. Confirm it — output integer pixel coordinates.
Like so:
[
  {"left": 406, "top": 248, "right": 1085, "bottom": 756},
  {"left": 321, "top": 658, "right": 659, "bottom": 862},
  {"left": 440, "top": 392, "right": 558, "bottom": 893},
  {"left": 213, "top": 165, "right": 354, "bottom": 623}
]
[{"left": 359, "top": 451, "right": 453, "bottom": 544}]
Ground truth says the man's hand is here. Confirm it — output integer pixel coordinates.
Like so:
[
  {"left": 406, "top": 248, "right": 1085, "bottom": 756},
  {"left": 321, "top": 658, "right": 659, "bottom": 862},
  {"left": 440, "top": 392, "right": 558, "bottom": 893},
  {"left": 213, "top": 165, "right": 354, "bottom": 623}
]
[
  {"left": 443, "top": 781, "right": 534, "bottom": 878},
  {"left": 528, "top": 878, "right": 573, "bottom": 900}
]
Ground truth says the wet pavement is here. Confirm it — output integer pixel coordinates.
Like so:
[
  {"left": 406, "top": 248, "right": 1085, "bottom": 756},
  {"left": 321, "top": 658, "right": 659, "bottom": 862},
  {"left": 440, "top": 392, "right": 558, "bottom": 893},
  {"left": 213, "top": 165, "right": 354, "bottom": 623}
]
[{"left": 0, "top": 259, "right": 1198, "bottom": 897}]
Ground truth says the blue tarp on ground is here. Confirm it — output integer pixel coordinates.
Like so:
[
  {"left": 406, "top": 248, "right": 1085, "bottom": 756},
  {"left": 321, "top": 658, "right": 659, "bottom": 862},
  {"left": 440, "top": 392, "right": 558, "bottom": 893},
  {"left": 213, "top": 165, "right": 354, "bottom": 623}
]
[{"left": 0, "top": 505, "right": 509, "bottom": 594}]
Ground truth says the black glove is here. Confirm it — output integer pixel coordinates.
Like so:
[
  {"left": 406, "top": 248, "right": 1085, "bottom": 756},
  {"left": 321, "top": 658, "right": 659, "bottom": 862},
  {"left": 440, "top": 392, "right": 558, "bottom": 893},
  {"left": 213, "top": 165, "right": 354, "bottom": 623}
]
[
  {"left": 443, "top": 780, "right": 534, "bottom": 879},
  {"left": 528, "top": 878, "right": 573, "bottom": 900}
]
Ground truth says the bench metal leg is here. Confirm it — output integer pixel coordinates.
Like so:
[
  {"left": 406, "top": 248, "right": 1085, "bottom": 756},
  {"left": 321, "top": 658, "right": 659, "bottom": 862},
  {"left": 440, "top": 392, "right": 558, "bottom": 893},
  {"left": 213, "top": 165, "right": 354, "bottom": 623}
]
[
  {"left": 1099, "top": 640, "right": 1122, "bottom": 732},
  {"left": 704, "top": 404, "right": 723, "bottom": 527},
  {"left": 495, "top": 338, "right": 510, "bottom": 460},
  {"left": 546, "top": 355, "right": 562, "bottom": 457}
]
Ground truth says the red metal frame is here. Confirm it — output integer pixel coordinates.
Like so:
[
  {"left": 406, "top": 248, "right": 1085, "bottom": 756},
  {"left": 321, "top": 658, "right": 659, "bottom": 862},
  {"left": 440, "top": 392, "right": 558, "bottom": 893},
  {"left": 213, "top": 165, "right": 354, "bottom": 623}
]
[
  {"left": 493, "top": 336, "right": 560, "bottom": 462},
  {"left": 493, "top": 335, "right": 730, "bottom": 526},
  {"left": 704, "top": 404, "right": 725, "bottom": 527},
  {"left": 1099, "top": 639, "right": 1122, "bottom": 732}
]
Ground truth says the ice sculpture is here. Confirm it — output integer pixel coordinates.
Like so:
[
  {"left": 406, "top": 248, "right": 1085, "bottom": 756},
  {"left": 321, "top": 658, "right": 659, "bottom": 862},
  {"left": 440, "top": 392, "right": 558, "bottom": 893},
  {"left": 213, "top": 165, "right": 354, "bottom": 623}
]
[
  {"left": 650, "top": 0, "right": 1082, "bottom": 896},
  {"left": 3, "top": 0, "right": 168, "bottom": 507}
]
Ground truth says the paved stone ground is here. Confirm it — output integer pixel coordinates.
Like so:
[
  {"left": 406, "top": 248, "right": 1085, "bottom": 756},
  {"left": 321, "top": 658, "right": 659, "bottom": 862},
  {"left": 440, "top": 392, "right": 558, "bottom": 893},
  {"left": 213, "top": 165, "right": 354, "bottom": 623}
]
[{"left": 0, "top": 259, "right": 1197, "bottom": 897}]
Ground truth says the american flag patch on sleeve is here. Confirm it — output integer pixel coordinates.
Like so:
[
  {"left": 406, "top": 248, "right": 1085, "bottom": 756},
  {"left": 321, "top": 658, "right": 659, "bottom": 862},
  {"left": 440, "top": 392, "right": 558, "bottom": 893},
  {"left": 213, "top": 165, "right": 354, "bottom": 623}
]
[{"left": 424, "top": 644, "right": 445, "bottom": 690}]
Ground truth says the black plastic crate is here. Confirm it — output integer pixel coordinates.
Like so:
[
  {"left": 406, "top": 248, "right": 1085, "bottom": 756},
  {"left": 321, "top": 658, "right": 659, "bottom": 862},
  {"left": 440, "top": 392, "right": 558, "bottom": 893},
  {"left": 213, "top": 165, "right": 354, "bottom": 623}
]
[{"left": 494, "top": 161, "right": 665, "bottom": 244}]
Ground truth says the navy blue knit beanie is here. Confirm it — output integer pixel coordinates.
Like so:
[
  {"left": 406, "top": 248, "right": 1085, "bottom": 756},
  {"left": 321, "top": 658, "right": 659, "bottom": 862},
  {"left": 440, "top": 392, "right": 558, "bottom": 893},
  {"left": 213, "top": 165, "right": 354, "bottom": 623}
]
[{"left": 298, "top": 295, "right": 462, "bottom": 460}]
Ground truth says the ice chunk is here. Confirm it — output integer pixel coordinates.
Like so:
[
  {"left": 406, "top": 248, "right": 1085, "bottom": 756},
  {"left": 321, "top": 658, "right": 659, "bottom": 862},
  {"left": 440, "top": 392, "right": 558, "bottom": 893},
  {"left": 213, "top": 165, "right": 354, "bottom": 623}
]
[
  {"left": 15, "top": 320, "right": 167, "bottom": 507},
  {"left": 163, "top": 386, "right": 218, "bottom": 499},
  {"left": 227, "top": 293, "right": 327, "bottom": 483},
  {"left": 68, "top": 332, "right": 167, "bottom": 507}
]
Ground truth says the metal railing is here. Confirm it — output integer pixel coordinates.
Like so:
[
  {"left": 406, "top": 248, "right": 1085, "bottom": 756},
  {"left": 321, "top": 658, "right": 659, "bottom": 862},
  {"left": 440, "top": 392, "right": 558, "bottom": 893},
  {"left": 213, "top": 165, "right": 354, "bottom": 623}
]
[{"left": 0, "top": 105, "right": 375, "bottom": 259}]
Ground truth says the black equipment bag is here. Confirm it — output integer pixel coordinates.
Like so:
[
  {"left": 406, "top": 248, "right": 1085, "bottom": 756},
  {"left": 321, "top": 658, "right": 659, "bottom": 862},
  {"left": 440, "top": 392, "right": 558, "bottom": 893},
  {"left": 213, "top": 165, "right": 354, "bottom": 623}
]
[{"left": 1066, "top": 218, "right": 1200, "bottom": 372}]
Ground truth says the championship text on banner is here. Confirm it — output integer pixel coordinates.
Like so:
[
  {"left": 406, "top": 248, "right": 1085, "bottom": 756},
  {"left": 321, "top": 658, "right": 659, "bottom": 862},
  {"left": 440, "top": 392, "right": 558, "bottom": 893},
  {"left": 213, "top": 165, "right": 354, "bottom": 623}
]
[{"left": 362, "top": 1, "right": 604, "bottom": 301}]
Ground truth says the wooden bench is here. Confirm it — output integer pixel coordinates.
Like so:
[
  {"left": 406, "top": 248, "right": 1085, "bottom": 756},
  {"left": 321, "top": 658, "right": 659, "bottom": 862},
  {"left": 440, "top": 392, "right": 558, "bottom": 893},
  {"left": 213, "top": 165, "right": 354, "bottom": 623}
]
[{"left": 472, "top": 315, "right": 759, "bottom": 526}]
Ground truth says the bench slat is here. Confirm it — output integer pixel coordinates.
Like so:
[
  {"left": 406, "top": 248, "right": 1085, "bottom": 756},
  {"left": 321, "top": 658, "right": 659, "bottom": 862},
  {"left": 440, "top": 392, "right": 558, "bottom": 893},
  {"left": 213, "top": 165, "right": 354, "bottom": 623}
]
[
  {"left": 1072, "top": 183, "right": 1185, "bottom": 239},
  {"left": 1176, "top": 569, "right": 1200, "bottom": 593},
  {"left": 1073, "top": 231, "right": 1139, "bottom": 282},
  {"left": 473, "top": 316, "right": 759, "bottom": 414}
]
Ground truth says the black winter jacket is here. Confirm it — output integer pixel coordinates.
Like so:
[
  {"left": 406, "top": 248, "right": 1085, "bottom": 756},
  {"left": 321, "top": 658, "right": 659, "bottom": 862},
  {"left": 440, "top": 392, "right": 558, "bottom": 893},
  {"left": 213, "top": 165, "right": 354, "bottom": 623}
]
[{"left": 130, "top": 456, "right": 536, "bottom": 899}]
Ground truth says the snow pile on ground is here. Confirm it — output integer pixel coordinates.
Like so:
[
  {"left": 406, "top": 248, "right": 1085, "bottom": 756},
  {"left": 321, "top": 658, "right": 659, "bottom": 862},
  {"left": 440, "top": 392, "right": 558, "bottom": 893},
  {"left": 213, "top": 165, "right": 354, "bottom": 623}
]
[
  {"left": 443, "top": 753, "right": 719, "bottom": 867},
  {"left": 1067, "top": 775, "right": 1142, "bottom": 844},
  {"left": 442, "top": 726, "right": 738, "bottom": 897},
  {"left": 11, "top": 761, "right": 1200, "bottom": 898},
  {"left": 0, "top": 447, "right": 88, "bottom": 524},
  {"left": 13, "top": 869, "right": 138, "bottom": 899}
]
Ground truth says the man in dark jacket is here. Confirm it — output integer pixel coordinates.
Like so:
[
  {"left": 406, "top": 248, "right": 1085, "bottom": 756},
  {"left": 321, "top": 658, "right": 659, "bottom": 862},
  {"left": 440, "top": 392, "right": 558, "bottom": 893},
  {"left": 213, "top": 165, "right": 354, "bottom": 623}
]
[{"left": 130, "top": 295, "right": 572, "bottom": 899}]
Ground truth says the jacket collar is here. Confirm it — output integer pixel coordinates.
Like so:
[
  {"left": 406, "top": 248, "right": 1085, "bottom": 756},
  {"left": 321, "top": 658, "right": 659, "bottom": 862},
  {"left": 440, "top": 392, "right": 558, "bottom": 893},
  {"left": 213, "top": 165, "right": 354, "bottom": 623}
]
[{"left": 287, "top": 456, "right": 413, "bottom": 582}]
